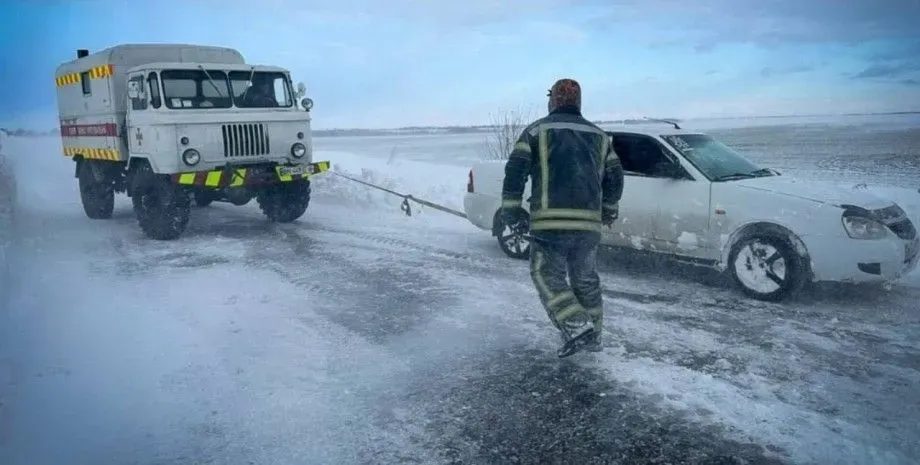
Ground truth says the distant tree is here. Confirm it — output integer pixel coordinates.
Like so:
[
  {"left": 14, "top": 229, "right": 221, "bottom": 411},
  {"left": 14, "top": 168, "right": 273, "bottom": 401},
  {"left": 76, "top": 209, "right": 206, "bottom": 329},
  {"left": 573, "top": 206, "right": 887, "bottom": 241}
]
[{"left": 481, "top": 106, "right": 536, "bottom": 161}]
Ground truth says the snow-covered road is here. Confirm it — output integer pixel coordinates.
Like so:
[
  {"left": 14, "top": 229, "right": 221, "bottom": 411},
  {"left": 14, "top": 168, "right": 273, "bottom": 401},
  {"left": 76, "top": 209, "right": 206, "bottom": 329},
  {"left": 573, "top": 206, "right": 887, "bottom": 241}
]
[{"left": 1, "top": 133, "right": 919, "bottom": 465}]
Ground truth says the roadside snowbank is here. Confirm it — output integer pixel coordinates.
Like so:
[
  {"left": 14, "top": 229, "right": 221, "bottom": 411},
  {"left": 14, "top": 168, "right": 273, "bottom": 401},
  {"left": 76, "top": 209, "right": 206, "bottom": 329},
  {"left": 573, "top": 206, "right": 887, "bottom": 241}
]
[{"left": 310, "top": 148, "right": 470, "bottom": 217}]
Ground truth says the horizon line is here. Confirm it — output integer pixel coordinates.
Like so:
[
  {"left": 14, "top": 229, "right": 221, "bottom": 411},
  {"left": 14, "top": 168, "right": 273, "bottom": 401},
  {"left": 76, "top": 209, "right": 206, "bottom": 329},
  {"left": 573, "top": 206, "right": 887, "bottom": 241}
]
[{"left": 3, "top": 110, "right": 919, "bottom": 134}]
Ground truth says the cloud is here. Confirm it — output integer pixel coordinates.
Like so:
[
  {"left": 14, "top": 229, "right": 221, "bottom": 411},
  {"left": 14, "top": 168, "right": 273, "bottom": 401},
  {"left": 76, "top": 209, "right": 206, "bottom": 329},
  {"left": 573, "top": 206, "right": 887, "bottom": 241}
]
[
  {"left": 760, "top": 64, "right": 814, "bottom": 78},
  {"left": 902, "top": 79, "right": 920, "bottom": 86},
  {"left": 869, "top": 40, "right": 920, "bottom": 62},
  {"left": 852, "top": 62, "right": 920, "bottom": 79},
  {"left": 585, "top": 0, "right": 920, "bottom": 50}
]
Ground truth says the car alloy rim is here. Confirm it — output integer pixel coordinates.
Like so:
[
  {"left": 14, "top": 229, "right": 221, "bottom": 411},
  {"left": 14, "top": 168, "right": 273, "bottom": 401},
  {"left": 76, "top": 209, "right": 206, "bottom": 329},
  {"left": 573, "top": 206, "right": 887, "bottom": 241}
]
[
  {"left": 500, "top": 224, "right": 529, "bottom": 255},
  {"left": 733, "top": 240, "right": 787, "bottom": 294}
]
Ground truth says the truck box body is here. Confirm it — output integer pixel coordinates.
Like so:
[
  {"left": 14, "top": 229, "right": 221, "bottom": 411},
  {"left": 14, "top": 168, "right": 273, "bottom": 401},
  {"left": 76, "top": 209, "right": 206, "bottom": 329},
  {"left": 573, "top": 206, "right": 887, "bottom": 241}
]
[{"left": 55, "top": 44, "right": 246, "bottom": 162}]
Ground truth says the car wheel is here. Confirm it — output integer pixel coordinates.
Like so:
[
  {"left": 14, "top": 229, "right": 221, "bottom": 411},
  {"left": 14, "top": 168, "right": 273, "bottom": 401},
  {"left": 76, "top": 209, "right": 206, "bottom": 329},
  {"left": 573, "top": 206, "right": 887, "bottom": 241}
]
[
  {"left": 728, "top": 234, "right": 807, "bottom": 301},
  {"left": 494, "top": 210, "right": 530, "bottom": 260}
]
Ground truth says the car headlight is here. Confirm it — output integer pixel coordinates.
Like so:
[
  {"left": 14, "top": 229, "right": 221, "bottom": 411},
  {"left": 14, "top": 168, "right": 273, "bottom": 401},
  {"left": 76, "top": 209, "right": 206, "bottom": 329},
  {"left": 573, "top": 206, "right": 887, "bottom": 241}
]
[
  {"left": 290, "top": 142, "right": 306, "bottom": 158},
  {"left": 182, "top": 148, "right": 201, "bottom": 166},
  {"left": 842, "top": 214, "right": 888, "bottom": 239}
]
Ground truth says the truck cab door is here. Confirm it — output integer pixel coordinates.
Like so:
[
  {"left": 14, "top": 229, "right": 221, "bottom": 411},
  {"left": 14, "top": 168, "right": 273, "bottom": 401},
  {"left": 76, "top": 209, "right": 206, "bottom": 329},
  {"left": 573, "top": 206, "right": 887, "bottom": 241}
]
[{"left": 125, "top": 72, "right": 153, "bottom": 156}]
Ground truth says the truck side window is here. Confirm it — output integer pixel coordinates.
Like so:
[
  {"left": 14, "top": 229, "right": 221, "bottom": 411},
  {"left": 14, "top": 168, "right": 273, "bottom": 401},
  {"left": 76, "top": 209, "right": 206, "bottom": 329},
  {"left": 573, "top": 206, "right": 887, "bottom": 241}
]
[
  {"left": 129, "top": 76, "right": 147, "bottom": 111},
  {"left": 148, "top": 72, "right": 162, "bottom": 109},
  {"left": 80, "top": 72, "right": 91, "bottom": 96}
]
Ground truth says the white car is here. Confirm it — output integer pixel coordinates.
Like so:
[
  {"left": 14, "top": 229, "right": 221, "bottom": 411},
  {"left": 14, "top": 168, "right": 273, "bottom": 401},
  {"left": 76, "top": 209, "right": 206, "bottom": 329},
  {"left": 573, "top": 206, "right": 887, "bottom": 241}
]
[{"left": 463, "top": 122, "right": 920, "bottom": 301}]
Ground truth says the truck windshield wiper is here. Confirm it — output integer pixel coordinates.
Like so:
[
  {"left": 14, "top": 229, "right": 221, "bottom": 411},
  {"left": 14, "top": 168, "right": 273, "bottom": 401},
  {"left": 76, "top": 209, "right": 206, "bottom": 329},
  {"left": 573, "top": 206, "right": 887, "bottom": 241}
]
[{"left": 198, "top": 65, "right": 224, "bottom": 98}]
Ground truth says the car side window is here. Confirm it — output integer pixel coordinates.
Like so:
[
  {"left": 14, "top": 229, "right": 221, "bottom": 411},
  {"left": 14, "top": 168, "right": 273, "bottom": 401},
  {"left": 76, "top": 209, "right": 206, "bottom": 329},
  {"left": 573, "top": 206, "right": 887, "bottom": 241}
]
[{"left": 610, "top": 133, "right": 688, "bottom": 179}]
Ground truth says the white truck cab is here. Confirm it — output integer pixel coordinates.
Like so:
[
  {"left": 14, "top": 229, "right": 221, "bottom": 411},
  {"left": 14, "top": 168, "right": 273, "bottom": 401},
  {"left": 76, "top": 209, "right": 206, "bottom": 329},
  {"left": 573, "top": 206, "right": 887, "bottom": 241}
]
[{"left": 55, "top": 43, "right": 329, "bottom": 240}]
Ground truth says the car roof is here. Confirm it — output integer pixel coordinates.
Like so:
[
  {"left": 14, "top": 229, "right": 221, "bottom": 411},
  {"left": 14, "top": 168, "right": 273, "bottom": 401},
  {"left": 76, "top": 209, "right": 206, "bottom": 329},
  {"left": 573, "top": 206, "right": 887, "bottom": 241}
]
[{"left": 599, "top": 121, "right": 706, "bottom": 137}]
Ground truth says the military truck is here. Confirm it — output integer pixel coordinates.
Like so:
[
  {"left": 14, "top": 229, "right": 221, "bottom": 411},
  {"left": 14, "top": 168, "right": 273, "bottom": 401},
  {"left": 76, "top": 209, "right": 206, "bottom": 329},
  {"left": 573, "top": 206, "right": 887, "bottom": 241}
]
[{"left": 54, "top": 43, "right": 329, "bottom": 240}]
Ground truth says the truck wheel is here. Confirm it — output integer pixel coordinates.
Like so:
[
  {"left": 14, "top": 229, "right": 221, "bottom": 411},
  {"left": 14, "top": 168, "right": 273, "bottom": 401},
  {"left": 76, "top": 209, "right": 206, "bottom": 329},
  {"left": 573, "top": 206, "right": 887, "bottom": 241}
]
[
  {"left": 131, "top": 165, "right": 190, "bottom": 240},
  {"left": 194, "top": 190, "right": 215, "bottom": 207},
  {"left": 256, "top": 181, "right": 311, "bottom": 223},
  {"left": 728, "top": 234, "right": 807, "bottom": 301},
  {"left": 77, "top": 161, "right": 114, "bottom": 219},
  {"left": 493, "top": 209, "right": 530, "bottom": 260}
]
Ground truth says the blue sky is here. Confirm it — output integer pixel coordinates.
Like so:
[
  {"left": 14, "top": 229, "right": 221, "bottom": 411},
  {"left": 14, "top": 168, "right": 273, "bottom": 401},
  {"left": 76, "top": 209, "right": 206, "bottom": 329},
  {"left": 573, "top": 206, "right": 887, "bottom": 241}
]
[{"left": 1, "top": 0, "right": 918, "bottom": 129}]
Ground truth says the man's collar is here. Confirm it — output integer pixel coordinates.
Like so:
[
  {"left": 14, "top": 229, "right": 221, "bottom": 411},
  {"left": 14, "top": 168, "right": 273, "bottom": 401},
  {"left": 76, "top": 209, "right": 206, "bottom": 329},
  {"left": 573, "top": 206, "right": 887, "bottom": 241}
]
[{"left": 550, "top": 105, "right": 581, "bottom": 116}]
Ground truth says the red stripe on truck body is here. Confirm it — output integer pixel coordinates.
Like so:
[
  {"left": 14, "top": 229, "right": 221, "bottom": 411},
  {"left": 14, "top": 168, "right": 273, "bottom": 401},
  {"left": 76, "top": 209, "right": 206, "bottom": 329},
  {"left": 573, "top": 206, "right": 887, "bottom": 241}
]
[{"left": 60, "top": 123, "right": 117, "bottom": 138}]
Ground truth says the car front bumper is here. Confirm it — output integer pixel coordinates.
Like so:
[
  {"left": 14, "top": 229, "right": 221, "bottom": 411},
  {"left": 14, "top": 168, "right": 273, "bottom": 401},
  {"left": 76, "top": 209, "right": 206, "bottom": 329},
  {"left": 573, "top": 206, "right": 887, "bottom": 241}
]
[{"left": 805, "top": 233, "right": 920, "bottom": 283}]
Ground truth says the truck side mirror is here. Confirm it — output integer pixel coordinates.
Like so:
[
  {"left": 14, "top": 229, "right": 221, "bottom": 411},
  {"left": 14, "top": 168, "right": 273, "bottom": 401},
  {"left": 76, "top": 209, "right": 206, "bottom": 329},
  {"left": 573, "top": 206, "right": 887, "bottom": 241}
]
[
  {"left": 127, "top": 80, "right": 145, "bottom": 100},
  {"left": 295, "top": 82, "right": 307, "bottom": 98},
  {"left": 127, "top": 82, "right": 139, "bottom": 99}
]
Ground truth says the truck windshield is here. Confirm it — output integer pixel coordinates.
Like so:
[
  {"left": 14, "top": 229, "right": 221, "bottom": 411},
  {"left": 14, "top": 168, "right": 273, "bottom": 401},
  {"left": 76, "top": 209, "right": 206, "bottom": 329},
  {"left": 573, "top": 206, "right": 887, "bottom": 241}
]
[
  {"left": 161, "top": 70, "right": 232, "bottom": 110},
  {"left": 660, "top": 134, "right": 771, "bottom": 181},
  {"left": 229, "top": 71, "right": 293, "bottom": 108}
]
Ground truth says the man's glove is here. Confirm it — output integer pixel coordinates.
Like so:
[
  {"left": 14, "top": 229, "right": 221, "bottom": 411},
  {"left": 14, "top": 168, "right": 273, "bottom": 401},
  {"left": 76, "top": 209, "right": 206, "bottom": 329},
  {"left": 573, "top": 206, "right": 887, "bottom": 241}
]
[
  {"left": 601, "top": 204, "right": 619, "bottom": 227},
  {"left": 501, "top": 205, "right": 528, "bottom": 229}
]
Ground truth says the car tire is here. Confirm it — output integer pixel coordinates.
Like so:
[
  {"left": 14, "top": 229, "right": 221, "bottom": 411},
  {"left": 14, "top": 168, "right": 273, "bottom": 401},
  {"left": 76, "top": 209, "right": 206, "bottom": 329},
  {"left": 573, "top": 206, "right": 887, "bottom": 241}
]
[
  {"left": 728, "top": 233, "right": 808, "bottom": 301},
  {"left": 493, "top": 209, "right": 530, "bottom": 260}
]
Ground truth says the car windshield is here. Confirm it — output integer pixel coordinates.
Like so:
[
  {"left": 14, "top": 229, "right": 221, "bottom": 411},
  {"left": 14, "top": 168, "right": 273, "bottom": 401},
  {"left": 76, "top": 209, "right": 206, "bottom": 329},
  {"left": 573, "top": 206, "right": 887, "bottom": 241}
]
[
  {"left": 160, "top": 69, "right": 232, "bottom": 110},
  {"left": 660, "top": 134, "right": 773, "bottom": 181},
  {"left": 229, "top": 71, "right": 293, "bottom": 108}
]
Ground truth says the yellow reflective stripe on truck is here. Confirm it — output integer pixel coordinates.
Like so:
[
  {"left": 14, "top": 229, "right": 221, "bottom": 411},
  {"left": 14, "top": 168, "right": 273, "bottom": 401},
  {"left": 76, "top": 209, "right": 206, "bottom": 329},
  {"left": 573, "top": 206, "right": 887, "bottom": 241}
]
[
  {"left": 62, "top": 146, "right": 120, "bottom": 161},
  {"left": 55, "top": 64, "right": 115, "bottom": 87}
]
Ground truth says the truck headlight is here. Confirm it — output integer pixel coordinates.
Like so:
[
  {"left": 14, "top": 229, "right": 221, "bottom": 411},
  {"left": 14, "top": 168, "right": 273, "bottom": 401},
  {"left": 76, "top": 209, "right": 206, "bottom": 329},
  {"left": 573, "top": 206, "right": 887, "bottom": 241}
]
[
  {"left": 182, "top": 148, "right": 201, "bottom": 166},
  {"left": 290, "top": 143, "right": 306, "bottom": 158},
  {"left": 842, "top": 214, "right": 888, "bottom": 240}
]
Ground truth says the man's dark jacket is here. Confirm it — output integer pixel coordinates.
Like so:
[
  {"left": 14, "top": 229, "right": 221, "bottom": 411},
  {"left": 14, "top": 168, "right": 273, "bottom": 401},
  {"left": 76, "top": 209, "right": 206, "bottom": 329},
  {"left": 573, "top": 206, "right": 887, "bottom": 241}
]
[{"left": 501, "top": 106, "right": 624, "bottom": 233}]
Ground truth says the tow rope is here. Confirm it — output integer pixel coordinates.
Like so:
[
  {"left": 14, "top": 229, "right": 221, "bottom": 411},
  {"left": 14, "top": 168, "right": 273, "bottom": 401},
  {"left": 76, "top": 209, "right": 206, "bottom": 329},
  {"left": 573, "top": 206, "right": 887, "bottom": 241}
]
[{"left": 329, "top": 171, "right": 467, "bottom": 219}]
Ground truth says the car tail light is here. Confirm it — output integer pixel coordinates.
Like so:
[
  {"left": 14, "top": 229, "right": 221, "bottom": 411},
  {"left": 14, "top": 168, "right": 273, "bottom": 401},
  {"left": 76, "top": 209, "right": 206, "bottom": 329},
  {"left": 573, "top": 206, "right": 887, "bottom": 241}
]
[{"left": 467, "top": 169, "right": 474, "bottom": 193}]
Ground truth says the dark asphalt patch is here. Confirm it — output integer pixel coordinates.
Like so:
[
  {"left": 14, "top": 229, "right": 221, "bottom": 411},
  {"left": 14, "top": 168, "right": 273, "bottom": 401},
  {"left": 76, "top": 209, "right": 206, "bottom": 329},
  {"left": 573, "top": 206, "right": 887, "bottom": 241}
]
[{"left": 402, "top": 347, "right": 790, "bottom": 465}]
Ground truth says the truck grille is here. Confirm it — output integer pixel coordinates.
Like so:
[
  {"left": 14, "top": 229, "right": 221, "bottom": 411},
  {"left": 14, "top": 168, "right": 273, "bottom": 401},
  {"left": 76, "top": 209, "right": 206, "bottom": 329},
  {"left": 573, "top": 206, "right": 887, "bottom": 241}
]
[{"left": 222, "top": 123, "right": 270, "bottom": 157}]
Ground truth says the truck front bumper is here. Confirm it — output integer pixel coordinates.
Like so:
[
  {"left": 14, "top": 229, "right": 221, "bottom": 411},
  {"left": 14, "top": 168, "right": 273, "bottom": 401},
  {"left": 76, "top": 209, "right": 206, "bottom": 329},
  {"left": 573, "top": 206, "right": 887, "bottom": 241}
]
[{"left": 171, "top": 161, "right": 330, "bottom": 188}]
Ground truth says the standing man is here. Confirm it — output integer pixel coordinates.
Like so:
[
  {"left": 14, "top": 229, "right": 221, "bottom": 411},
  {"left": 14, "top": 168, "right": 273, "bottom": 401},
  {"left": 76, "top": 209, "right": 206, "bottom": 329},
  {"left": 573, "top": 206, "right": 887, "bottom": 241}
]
[{"left": 501, "top": 78, "right": 624, "bottom": 358}]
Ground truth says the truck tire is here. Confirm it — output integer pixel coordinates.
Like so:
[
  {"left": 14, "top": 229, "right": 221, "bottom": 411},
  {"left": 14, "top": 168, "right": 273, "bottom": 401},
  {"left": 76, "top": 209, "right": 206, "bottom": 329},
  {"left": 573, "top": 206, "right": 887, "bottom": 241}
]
[
  {"left": 194, "top": 190, "right": 215, "bottom": 207},
  {"left": 256, "top": 181, "right": 311, "bottom": 223},
  {"left": 77, "top": 160, "right": 114, "bottom": 219},
  {"left": 131, "top": 163, "right": 190, "bottom": 240}
]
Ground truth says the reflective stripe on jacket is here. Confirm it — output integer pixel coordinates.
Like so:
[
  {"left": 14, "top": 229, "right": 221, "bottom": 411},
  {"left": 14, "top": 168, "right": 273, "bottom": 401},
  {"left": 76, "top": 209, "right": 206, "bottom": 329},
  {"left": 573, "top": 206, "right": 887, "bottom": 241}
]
[{"left": 501, "top": 106, "right": 624, "bottom": 233}]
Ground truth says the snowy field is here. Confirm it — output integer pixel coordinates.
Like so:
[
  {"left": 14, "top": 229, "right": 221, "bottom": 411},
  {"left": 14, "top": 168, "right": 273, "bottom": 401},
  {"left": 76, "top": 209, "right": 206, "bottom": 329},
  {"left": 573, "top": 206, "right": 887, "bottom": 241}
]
[{"left": 1, "top": 114, "right": 919, "bottom": 465}]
